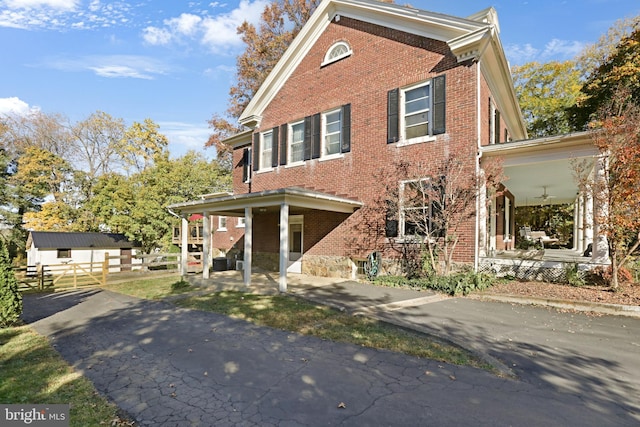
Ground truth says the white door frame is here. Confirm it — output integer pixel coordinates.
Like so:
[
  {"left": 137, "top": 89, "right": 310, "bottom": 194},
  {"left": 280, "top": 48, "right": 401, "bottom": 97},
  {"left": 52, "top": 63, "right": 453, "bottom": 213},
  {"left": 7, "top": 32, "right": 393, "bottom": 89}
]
[{"left": 287, "top": 215, "right": 304, "bottom": 273}]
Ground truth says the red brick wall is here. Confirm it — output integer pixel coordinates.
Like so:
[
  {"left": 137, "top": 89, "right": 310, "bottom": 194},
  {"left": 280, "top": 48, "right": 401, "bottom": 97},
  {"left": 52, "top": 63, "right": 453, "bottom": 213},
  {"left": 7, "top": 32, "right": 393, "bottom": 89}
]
[{"left": 231, "top": 17, "right": 507, "bottom": 265}]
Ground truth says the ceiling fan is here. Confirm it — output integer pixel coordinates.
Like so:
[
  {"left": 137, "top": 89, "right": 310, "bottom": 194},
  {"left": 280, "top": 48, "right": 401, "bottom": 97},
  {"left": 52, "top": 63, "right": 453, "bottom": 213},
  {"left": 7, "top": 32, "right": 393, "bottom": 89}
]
[{"left": 535, "top": 186, "right": 556, "bottom": 202}]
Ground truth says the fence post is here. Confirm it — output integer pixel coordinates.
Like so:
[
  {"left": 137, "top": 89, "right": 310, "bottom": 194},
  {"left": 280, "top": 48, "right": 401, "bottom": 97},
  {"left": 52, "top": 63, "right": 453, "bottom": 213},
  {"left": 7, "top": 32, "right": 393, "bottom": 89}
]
[
  {"left": 37, "top": 264, "right": 44, "bottom": 290},
  {"left": 102, "top": 252, "right": 109, "bottom": 286}
]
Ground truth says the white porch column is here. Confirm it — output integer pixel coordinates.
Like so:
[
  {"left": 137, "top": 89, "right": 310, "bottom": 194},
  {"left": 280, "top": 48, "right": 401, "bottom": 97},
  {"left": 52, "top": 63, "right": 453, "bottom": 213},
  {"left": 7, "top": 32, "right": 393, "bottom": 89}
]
[
  {"left": 489, "top": 198, "right": 497, "bottom": 255},
  {"left": 592, "top": 156, "right": 610, "bottom": 263},
  {"left": 202, "top": 211, "right": 211, "bottom": 279},
  {"left": 278, "top": 202, "right": 289, "bottom": 293},
  {"left": 584, "top": 189, "right": 594, "bottom": 252},
  {"left": 477, "top": 179, "right": 488, "bottom": 258},
  {"left": 243, "top": 207, "right": 253, "bottom": 287},
  {"left": 180, "top": 215, "right": 189, "bottom": 277},
  {"left": 575, "top": 194, "right": 584, "bottom": 253}
]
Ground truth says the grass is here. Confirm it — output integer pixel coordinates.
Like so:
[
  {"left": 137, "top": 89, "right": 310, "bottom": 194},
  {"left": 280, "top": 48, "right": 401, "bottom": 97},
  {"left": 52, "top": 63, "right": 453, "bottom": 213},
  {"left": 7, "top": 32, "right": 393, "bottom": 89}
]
[
  {"left": 0, "top": 326, "right": 132, "bottom": 427},
  {"left": 174, "top": 291, "right": 490, "bottom": 368},
  {"left": 104, "top": 274, "right": 191, "bottom": 299}
]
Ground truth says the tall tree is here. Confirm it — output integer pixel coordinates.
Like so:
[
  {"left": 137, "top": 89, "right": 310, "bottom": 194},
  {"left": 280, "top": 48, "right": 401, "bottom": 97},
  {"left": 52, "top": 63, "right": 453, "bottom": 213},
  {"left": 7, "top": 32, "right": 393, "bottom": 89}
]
[
  {"left": 71, "top": 111, "right": 126, "bottom": 179},
  {"left": 118, "top": 118, "right": 169, "bottom": 175},
  {"left": 586, "top": 85, "right": 640, "bottom": 290},
  {"left": 0, "top": 237, "right": 22, "bottom": 327},
  {"left": 571, "top": 22, "right": 640, "bottom": 128},
  {"left": 206, "top": 0, "right": 322, "bottom": 164},
  {"left": 511, "top": 60, "right": 582, "bottom": 137}
]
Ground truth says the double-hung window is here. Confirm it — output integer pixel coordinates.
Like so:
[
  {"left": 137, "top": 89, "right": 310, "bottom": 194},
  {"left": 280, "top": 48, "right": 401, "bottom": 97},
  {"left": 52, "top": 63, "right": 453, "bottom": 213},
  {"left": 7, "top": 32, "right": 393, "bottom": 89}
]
[
  {"left": 260, "top": 131, "right": 273, "bottom": 170},
  {"left": 289, "top": 121, "right": 305, "bottom": 163},
  {"left": 323, "top": 108, "right": 342, "bottom": 157},
  {"left": 398, "top": 178, "right": 444, "bottom": 239},
  {"left": 388, "top": 75, "right": 446, "bottom": 145}
]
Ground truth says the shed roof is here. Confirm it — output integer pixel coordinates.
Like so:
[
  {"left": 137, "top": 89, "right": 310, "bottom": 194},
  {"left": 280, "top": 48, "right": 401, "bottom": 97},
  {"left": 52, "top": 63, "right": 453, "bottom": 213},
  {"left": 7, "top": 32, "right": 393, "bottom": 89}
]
[{"left": 27, "top": 232, "right": 140, "bottom": 249}]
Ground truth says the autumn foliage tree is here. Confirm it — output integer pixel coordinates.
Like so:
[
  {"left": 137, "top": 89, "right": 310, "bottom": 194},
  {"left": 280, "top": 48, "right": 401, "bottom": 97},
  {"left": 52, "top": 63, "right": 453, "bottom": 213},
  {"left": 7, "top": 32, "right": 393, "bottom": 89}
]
[{"left": 206, "top": 0, "right": 322, "bottom": 165}]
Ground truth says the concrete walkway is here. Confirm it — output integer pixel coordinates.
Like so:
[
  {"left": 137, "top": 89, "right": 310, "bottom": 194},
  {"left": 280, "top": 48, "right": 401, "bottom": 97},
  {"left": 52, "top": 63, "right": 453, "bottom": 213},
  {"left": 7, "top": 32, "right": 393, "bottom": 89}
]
[{"left": 21, "top": 271, "right": 640, "bottom": 426}]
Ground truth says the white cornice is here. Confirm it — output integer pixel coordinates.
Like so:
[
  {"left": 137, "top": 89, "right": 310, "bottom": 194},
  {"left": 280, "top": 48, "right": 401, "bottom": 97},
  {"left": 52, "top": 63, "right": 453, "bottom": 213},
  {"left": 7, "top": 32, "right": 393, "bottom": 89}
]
[{"left": 239, "top": 0, "right": 526, "bottom": 139}]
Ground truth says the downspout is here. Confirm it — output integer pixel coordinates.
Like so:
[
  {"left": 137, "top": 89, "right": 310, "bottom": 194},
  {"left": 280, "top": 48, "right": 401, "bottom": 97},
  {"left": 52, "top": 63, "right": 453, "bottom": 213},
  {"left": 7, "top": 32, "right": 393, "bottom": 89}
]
[{"left": 474, "top": 58, "right": 482, "bottom": 272}]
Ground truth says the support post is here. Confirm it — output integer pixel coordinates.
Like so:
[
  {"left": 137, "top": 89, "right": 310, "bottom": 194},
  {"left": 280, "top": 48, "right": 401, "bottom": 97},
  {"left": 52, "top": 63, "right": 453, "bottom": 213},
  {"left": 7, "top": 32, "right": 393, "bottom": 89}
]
[
  {"left": 592, "top": 155, "right": 610, "bottom": 263},
  {"left": 181, "top": 216, "right": 189, "bottom": 277},
  {"left": 279, "top": 202, "right": 289, "bottom": 293},
  {"left": 202, "top": 211, "right": 211, "bottom": 279},
  {"left": 243, "top": 207, "right": 253, "bottom": 288}
]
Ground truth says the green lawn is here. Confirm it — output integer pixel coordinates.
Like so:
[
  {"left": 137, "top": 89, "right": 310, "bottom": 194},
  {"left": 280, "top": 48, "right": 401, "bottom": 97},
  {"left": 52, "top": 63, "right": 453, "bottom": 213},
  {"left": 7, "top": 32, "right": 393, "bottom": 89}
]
[{"left": 0, "top": 326, "right": 132, "bottom": 427}]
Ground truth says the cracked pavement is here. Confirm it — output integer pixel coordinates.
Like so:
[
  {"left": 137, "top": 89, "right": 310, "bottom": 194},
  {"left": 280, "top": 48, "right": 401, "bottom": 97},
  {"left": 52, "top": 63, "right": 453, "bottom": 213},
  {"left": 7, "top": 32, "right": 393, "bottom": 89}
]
[{"left": 23, "top": 289, "right": 638, "bottom": 426}]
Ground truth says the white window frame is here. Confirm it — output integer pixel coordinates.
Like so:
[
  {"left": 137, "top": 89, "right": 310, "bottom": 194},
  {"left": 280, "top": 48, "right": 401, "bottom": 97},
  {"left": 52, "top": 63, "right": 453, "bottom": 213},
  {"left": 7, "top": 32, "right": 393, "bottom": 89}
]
[
  {"left": 236, "top": 217, "right": 245, "bottom": 228},
  {"left": 321, "top": 108, "right": 342, "bottom": 160},
  {"left": 260, "top": 130, "right": 273, "bottom": 171},
  {"left": 398, "top": 178, "right": 435, "bottom": 240},
  {"left": 288, "top": 120, "right": 305, "bottom": 165},
  {"left": 399, "top": 81, "right": 435, "bottom": 146},
  {"left": 218, "top": 216, "right": 227, "bottom": 231},
  {"left": 321, "top": 41, "right": 352, "bottom": 66}
]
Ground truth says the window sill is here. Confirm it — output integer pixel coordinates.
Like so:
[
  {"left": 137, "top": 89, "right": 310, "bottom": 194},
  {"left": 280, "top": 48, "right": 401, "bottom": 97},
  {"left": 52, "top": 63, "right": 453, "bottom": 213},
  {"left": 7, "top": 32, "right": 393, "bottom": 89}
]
[
  {"left": 217, "top": 228, "right": 227, "bottom": 232},
  {"left": 285, "top": 161, "right": 305, "bottom": 169},
  {"left": 256, "top": 167, "right": 274, "bottom": 174},
  {"left": 397, "top": 135, "right": 436, "bottom": 147},
  {"left": 318, "top": 153, "right": 344, "bottom": 162}
]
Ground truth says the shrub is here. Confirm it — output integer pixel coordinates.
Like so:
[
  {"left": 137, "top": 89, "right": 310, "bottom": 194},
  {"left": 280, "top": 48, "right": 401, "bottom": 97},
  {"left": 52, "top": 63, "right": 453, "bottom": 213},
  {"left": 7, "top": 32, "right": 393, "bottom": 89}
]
[
  {"left": 585, "top": 265, "right": 633, "bottom": 287},
  {"left": 171, "top": 279, "right": 191, "bottom": 292},
  {"left": 374, "top": 271, "right": 495, "bottom": 296},
  {"left": 0, "top": 239, "right": 22, "bottom": 327},
  {"left": 565, "top": 263, "right": 585, "bottom": 287}
]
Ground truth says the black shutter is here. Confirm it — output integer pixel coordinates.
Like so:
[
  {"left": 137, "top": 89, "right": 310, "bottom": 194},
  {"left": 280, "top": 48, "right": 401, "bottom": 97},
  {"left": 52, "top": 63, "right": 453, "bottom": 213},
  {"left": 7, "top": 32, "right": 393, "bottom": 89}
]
[
  {"left": 495, "top": 110, "right": 501, "bottom": 143},
  {"left": 303, "top": 116, "right": 312, "bottom": 160},
  {"left": 242, "top": 148, "right": 251, "bottom": 183},
  {"left": 341, "top": 104, "right": 351, "bottom": 153},
  {"left": 432, "top": 75, "right": 446, "bottom": 135},
  {"left": 271, "top": 126, "right": 279, "bottom": 168},
  {"left": 387, "top": 88, "right": 399, "bottom": 143},
  {"left": 279, "top": 124, "right": 287, "bottom": 165},
  {"left": 311, "top": 113, "right": 321, "bottom": 159},
  {"left": 252, "top": 133, "right": 260, "bottom": 171}
]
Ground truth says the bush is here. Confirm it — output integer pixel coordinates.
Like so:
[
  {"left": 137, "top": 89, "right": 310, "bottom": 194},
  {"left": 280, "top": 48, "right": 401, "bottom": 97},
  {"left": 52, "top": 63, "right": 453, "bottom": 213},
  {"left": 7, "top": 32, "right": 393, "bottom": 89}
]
[
  {"left": 585, "top": 265, "right": 633, "bottom": 287},
  {"left": 374, "top": 271, "right": 495, "bottom": 296},
  {"left": 0, "top": 239, "right": 22, "bottom": 327},
  {"left": 170, "top": 279, "right": 191, "bottom": 292},
  {"left": 565, "top": 263, "right": 585, "bottom": 287}
]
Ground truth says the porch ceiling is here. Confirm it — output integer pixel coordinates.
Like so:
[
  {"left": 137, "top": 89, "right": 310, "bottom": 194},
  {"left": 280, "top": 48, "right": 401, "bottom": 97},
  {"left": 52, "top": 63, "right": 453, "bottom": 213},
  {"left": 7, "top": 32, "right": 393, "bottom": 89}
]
[{"left": 482, "top": 132, "right": 599, "bottom": 207}]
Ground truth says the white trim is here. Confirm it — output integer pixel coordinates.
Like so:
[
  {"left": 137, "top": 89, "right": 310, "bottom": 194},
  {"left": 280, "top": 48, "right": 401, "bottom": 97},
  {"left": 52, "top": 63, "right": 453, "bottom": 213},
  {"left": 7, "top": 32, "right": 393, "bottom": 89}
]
[{"left": 321, "top": 40, "right": 353, "bottom": 66}]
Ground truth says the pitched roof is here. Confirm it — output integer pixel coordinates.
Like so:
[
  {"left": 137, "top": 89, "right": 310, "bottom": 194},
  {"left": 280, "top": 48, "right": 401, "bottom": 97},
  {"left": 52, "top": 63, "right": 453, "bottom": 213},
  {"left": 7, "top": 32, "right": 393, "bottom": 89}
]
[
  {"left": 27, "top": 232, "right": 141, "bottom": 249},
  {"left": 238, "top": 0, "right": 526, "bottom": 139}
]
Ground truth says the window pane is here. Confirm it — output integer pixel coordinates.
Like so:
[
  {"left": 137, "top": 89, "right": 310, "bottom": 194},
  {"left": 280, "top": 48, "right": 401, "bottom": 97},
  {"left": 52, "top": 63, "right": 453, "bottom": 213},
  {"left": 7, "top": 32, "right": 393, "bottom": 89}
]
[
  {"left": 404, "top": 84, "right": 430, "bottom": 139},
  {"left": 261, "top": 132, "right": 272, "bottom": 168},
  {"left": 290, "top": 122, "right": 304, "bottom": 162},
  {"left": 324, "top": 110, "right": 341, "bottom": 156}
]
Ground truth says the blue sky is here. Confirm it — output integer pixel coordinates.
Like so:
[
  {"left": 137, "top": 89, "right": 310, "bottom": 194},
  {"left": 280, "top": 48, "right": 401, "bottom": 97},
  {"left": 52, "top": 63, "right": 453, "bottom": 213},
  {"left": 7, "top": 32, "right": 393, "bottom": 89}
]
[{"left": 1, "top": 0, "right": 638, "bottom": 159}]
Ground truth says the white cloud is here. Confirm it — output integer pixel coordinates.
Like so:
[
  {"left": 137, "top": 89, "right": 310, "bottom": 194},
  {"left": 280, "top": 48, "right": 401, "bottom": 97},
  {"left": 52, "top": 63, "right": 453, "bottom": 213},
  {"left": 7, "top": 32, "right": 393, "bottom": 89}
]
[
  {"left": 159, "top": 120, "right": 215, "bottom": 158},
  {"left": 505, "top": 38, "right": 585, "bottom": 65},
  {"left": 46, "top": 54, "right": 170, "bottom": 79},
  {"left": 142, "top": 0, "right": 268, "bottom": 54},
  {"left": 3, "top": 0, "right": 78, "bottom": 10},
  {"left": 0, "top": 97, "right": 40, "bottom": 115}
]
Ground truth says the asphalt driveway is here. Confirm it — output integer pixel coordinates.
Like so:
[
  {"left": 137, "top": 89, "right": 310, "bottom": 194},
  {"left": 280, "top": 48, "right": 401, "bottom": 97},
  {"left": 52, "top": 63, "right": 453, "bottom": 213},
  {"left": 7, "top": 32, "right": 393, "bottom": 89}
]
[{"left": 21, "top": 288, "right": 639, "bottom": 426}]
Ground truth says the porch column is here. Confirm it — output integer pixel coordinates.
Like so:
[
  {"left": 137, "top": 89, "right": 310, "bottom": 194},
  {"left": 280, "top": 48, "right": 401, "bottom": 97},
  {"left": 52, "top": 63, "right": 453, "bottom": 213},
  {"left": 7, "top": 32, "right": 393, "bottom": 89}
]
[
  {"left": 243, "top": 207, "right": 253, "bottom": 287},
  {"left": 489, "top": 198, "right": 497, "bottom": 254},
  {"left": 575, "top": 194, "right": 584, "bottom": 253},
  {"left": 477, "top": 178, "right": 488, "bottom": 258},
  {"left": 592, "top": 156, "right": 610, "bottom": 263},
  {"left": 584, "top": 189, "right": 594, "bottom": 252},
  {"left": 278, "top": 202, "right": 289, "bottom": 293},
  {"left": 180, "top": 215, "right": 188, "bottom": 277},
  {"left": 202, "top": 211, "right": 211, "bottom": 279}
]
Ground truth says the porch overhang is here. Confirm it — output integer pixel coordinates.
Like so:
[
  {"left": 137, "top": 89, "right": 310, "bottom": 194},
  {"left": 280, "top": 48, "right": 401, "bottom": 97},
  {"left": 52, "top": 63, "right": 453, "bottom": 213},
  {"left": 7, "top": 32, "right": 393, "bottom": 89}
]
[
  {"left": 167, "top": 186, "right": 363, "bottom": 216},
  {"left": 481, "top": 131, "right": 599, "bottom": 207}
]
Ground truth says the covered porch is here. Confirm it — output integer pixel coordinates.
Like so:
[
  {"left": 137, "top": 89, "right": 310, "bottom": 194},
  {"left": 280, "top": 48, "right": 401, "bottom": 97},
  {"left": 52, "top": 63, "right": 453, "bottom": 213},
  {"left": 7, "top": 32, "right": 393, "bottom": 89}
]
[
  {"left": 168, "top": 187, "right": 362, "bottom": 292},
  {"left": 479, "top": 131, "right": 610, "bottom": 278}
]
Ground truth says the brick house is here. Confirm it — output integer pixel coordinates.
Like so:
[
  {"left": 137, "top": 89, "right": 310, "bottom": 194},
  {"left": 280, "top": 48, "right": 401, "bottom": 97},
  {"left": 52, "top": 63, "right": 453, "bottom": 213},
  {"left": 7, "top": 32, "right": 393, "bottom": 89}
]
[{"left": 169, "top": 0, "right": 608, "bottom": 290}]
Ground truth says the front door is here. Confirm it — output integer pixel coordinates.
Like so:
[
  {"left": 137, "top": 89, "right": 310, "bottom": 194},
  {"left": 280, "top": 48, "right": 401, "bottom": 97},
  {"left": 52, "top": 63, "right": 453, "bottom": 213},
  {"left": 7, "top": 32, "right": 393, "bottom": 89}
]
[{"left": 287, "top": 216, "right": 303, "bottom": 273}]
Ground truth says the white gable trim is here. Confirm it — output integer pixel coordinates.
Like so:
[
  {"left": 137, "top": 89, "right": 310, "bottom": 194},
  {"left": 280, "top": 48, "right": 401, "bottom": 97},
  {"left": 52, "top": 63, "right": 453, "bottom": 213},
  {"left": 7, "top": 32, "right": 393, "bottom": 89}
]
[{"left": 239, "top": 0, "right": 519, "bottom": 131}]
